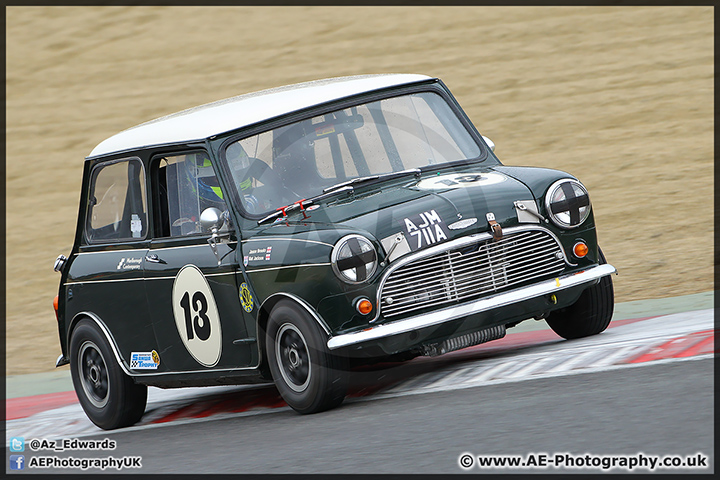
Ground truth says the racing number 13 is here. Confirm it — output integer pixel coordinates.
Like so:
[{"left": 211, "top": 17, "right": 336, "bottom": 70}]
[{"left": 179, "top": 291, "right": 211, "bottom": 341}]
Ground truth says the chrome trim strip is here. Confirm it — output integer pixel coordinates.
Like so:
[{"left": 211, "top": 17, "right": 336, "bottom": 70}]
[
  {"left": 64, "top": 271, "right": 237, "bottom": 285},
  {"left": 242, "top": 238, "right": 334, "bottom": 248},
  {"left": 246, "top": 263, "right": 331, "bottom": 273},
  {"left": 328, "top": 263, "right": 616, "bottom": 350},
  {"left": 75, "top": 241, "right": 238, "bottom": 254},
  {"left": 371, "top": 225, "right": 575, "bottom": 322},
  {"left": 260, "top": 292, "right": 331, "bottom": 335},
  {"left": 70, "top": 311, "right": 258, "bottom": 376},
  {"left": 65, "top": 278, "right": 145, "bottom": 286}
]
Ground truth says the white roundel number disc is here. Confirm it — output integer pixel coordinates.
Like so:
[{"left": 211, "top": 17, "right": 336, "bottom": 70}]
[
  {"left": 416, "top": 172, "right": 507, "bottom": 190},
  {"left": 172, "top": 264, "right": 222, "bottom": 367}
]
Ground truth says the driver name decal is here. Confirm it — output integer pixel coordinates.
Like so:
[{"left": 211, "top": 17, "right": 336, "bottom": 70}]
[{"left": 402, "top": 210, "right": 450, "bottom": 250}]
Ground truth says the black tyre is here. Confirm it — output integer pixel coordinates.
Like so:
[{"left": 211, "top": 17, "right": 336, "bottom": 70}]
[
  {"left": 546, "top": 248, "right": 615, "bottom": 339},
  {"left": 265, "top": 300, "right": 348, "bottom": 414},
  {"left": 69, "top": 319, "right": 147, "bottom": 429}
]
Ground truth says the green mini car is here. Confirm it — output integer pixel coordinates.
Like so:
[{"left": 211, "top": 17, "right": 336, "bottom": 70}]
[{"left": 53, "top": 74, "right": 616, "bottom": 429}]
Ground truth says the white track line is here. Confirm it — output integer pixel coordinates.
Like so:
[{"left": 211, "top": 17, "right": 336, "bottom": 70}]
[{"left": 6, "top": 309, "right": 713, "bottom": 441}]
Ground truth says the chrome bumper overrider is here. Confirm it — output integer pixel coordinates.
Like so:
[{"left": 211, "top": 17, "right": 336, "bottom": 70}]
[
  {"left": 327, "top": 263, "right": 616, "bottom": 350},
  {"left": 56, "top": 354, "right": 69, "bottom": 367}
]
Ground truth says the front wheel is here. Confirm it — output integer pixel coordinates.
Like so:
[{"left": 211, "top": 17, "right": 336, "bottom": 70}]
[
  {"left": 546, "top": 248, "right": 615, "bottom": 339},
  {"left": 69, "top": 319, "right": 147, "bottom": 429},
  {"left": 265, "top": 300, "right": 347, "bottom": 414}
]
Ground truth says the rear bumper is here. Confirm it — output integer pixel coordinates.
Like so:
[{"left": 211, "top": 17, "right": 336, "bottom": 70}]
[{"left": 327, "top": 263, "right": 616, "bottom": 350}]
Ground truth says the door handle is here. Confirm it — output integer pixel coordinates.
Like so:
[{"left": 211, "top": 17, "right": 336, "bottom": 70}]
[{"left": 145, "top": 253, "right": 166, "bottom": 264}]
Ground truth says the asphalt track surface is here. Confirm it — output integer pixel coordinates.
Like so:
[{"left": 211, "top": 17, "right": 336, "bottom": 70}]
[
  {"left": 77, "top": 358, "right": 716, "bottom": 474},
  {"left": 6, "top": 308, "right": 715, "bottom": 474}
]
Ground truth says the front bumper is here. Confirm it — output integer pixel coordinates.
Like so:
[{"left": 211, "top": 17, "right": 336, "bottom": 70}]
[{"left": 327, "top": 263, "right": 616, "bottom": 350}]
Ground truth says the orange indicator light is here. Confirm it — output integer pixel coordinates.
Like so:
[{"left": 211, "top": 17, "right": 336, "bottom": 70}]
[
  {"left": 357, "top": 299, "right": 373, "bottom": 315},
  {"left": 573, "top": 242, "right": 588, "bottom": 258},
  {"left": 53, "top": 295, "right": 60, "bottom": 322}
]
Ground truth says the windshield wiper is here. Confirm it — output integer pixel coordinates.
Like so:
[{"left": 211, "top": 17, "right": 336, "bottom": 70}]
[
  {"left": 322, "top": 168, "right": 421, "bottom": 195},
  {"left": 258, "top": 169, "right": 421, "bottom": 226},
  {"left": 257, "top": 186, "right": 354, "bottom": 225}
]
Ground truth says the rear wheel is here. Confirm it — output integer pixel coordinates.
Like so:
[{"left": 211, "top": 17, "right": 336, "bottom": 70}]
[
  {"left": 266, "top": 300, "right": 347, "bottom": 414},
  {"left": 70, "top": 319, "right": 147, "bottom": 429},
  {"left": 546, "top": 248, "right": 615, "bottom": 339}
]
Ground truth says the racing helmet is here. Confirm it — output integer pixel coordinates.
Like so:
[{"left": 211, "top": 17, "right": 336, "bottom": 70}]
[
  {"left": 225, "top": 142, "right": 255, "bottom": 194},
  {"left": 184, "top": 152, "right": 226, "bottom": 207},
  {"left": 226, "top": 141, "right": 251, "bottom": 171}
]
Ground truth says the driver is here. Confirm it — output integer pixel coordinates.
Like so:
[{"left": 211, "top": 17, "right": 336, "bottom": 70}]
[
  {"left": 184, "top": 152, "right": 227, "bottom": 211},
  {"left": 172, "top": 153, "right": 229, "bottom": 235},
  {"left": 225, "top": 142, "right": 262, "bottom": 212}
]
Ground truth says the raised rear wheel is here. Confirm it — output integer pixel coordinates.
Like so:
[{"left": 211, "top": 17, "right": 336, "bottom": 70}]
[{"left": 70, "top": 319, "right": 147, "bottom": 429}]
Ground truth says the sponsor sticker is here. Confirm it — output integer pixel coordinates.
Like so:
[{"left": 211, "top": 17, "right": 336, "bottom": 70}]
[
  {"left": 130, "top": 351, "right": 160, "bottom": 370},
  {"left": 116, "top": 257, "right": 142, "bottom": 270},
  {"left": 240, "top": 283, "right": 254, "bottom": 313}
]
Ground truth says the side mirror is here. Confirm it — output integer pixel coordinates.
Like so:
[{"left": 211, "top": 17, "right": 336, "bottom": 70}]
[
  {"left": 200, "top": 207, "right": 224, "bottom": 234},
  {"left": 482, "top": 135, "right": 495, "bottom": 152}
]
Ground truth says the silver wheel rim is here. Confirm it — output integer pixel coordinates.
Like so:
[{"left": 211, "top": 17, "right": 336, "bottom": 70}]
[
  {"left": 78, "top": 340, "right": 110, "bottom": 408},
  {"left": 275, "top": 323, "right": 311, "bottom": 393}
]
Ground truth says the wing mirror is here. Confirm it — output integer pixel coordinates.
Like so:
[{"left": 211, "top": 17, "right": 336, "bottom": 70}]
[
  {"left": 482, "top": 135, "right": 495, "bottom": 152},
  {"left": 200, "top": 207, "right": 225, "bottom": 234},
  {"left": 200, "top": 208, "right": 230, "bottom": 265}
]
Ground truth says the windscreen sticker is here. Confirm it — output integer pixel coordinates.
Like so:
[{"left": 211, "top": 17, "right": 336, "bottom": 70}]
[
  {"left": 130, "top": 350, "right": 160, "bottom": 369},
  {"left": 171, "top": 265, "right": 222, "bottom": 367},
  {"left": 315, "top": 125, "right": 335, "bottom": 136},
  {"left": 402, "top": 210, "right": 450, "bottom": 251},
  {"left": 130, "top": 214, "right": 143, "bottom": 238}
]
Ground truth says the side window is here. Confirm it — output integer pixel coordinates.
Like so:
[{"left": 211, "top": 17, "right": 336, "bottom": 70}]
[
  {"left": 86, "top": 158, "right": 147, "bottom": 243},
  {"left": 153, "top": 152, "right": 227, "bottom": 237}
]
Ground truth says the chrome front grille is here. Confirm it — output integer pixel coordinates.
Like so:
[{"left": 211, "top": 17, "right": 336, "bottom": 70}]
[{"left": 380, "top": 229, "right": 566, "bottom": 318}]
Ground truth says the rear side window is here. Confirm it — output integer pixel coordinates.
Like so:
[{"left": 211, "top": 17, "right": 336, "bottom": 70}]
[{"left": 85, "top": 158, "right": 147, "bottom": 243}]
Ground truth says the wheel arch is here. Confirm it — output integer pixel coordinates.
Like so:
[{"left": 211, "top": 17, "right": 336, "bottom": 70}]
[
  {"left": 257, "top": 293, "right": 332, "bottom": 374},
  {"left": 68, "top": 311, "right": 134, "bottom": 377}
]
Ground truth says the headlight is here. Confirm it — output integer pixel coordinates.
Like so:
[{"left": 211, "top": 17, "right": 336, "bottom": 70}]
[
  {"left": 331, "top": 234, "right": 378, "bottom": 284},
  {"left": 545, "top": 179, "right": 591, "bottom": 229}
]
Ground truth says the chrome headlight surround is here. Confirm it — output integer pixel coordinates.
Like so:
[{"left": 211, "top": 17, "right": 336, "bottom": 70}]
[
  {"left": 545, "top": 179, "right": 591, "bottom": 229},
  {"left": 331, "top": 234, "right": 378, "bottom": 284}
]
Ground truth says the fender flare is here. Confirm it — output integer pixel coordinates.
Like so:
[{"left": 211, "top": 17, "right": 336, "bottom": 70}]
[
  {"left": 257, "top": 293, "right": 332, "bottom": 371},
  {"left": 68, "top": 311, "right": 135, "bottom": 376}
]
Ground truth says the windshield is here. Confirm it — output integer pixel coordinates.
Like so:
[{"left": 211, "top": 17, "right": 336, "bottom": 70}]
[{"left": 223, "top": 91, "right": 483, "bottom": 215}]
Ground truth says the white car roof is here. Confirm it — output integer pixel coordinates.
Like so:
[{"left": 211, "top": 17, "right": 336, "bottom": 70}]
[{"left": 88, "top": 73, "right": 433, "bottom": 158}]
